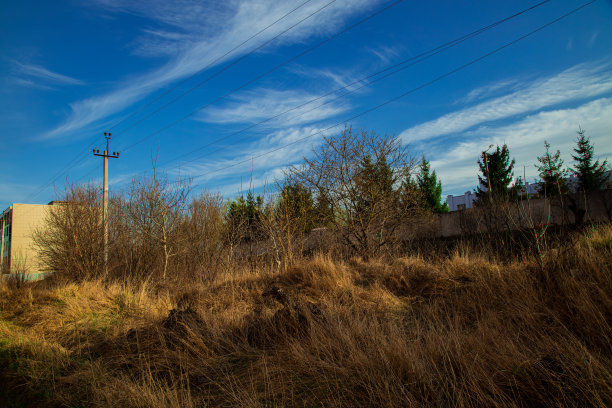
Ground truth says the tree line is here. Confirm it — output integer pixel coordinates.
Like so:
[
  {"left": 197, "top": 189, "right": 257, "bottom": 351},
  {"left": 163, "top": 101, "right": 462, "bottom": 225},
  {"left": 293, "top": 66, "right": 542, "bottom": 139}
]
[
  {"left": 475, "top": 127, "right": 609, "bottom": 204},
  {"left": 33, "top": 125, "right": 609, "bottom": 282}
]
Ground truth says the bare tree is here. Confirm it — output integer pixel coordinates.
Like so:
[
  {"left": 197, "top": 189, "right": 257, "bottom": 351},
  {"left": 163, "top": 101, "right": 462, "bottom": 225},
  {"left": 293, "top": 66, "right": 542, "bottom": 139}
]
[
  {"left": 107, "top": 192, "right": 154, "bottom": 279},
  {"left": 290, "top": 126, "right": 417, "bottom": 260},
  {"left": 127, "top": 169, "right": 190, "bottom": 279},
  {"left": 258, "top": 180, "right": 317, "bottom": 271}
]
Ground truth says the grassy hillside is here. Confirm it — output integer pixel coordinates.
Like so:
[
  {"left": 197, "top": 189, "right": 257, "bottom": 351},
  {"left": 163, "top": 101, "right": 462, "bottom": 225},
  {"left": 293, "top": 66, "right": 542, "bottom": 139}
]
[{"left": 1, "top": 225, "right": 611, "bottom": 407}]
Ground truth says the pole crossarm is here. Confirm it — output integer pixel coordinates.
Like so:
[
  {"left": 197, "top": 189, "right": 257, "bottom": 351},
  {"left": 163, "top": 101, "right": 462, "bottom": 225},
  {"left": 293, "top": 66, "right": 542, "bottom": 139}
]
[{"left": 93, "top": 152, "right": 120, "bottom": 158}]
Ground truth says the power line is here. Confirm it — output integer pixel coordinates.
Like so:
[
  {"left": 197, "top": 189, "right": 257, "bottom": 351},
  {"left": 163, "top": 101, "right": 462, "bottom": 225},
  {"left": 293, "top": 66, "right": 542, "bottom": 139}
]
[
  {"left": 156, "top": 0, "right": 552, "bottom": 171},
  {"left": 104, "top": 0, "right": 554, "bottom": 186},
  {"left": 22, "top": 140, "right": 97, "bottom": 202},
  {"left": 113, "top": 0, "right": 338, "bottom": 140},
  {"left": 108, "top": 0, "right": 318, "bottom": 133},
  {"left": 117, "top": 0, "right": 405, "bottom": 153},
  {"left": 178, "top": 0, "right": 595, "bottom": 191},
  {"left": 23, "top": 0, "right": 320, "bottom": 202}
]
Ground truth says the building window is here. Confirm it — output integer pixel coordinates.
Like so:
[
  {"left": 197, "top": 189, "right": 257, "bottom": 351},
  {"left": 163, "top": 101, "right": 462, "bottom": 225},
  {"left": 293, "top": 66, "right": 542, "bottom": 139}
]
[{"left": 2, "top": 212, "right": 12, "bottom": 264}]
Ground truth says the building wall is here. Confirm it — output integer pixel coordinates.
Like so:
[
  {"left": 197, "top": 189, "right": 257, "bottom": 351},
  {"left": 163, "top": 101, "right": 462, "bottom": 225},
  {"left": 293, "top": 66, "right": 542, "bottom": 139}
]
[
  {"left": 1, "top": 203, "right": 51, "bottom": 274},
  {"left": 447, "top": 183, "right": 541, "bottom": 212},
  {"left": 446, "top": 171, "right": 612, "bottom": 213},
  {"left": 437, "top": 189, "right": 612, "bottom": 238}
]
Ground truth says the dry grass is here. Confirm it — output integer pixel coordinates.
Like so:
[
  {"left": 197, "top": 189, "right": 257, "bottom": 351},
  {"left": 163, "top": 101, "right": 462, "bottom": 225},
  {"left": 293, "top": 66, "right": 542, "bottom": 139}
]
[{"left": 1, "top": 225, "right": 611, "bottom": 407}]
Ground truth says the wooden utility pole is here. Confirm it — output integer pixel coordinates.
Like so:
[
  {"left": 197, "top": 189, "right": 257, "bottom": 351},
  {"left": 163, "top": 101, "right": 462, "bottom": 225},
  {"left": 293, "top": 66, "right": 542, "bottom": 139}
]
[{"left": 93, "top": 132, "right": 119, "bottom": 274}]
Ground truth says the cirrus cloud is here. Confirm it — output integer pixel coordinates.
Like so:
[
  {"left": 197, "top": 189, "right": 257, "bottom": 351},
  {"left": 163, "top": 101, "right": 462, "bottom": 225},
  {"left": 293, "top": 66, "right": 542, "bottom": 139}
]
[
  {"left": 44, "top": 0, "right": 382, "bottom": 140},
  {"left": 400, "top": 59, "right": 612, "bottom": 144}
]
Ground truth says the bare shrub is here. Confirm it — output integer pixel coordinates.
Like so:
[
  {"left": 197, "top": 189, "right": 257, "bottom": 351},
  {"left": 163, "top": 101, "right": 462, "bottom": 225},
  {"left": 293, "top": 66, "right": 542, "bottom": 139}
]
[
  {"left": 106, "top": 192, "right": 154, "bottom": 280},
  {"left": 258, "top": 180, "right": 318, "bottom": 271},
  {"left": 177, "top": 191, "right": 226, "bottom": 281},
  {"left": 126, "top": 170, "right": 190, "bottom": 279},
  {"left": 33, "top": 183, "right": 103, "bottom": 280}
]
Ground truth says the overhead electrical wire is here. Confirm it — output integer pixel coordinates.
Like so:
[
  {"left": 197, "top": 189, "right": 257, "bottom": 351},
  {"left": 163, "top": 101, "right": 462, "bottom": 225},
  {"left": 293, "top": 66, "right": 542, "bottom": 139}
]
[
  {"left": 154, "top": 0, "right": 552, "bottom": 171},
  {"left": 71, "top": 0, "right": 403, "bottom": 186},
  {"left": 23, "top": 0, "right": 325, "bottom": 201},
  {"left": 108, "top": 0, "right": 321, "bottom": 133},
  {"left": 76, "top": 0, "right": 555, "bottom": 187},
  {"left": 38, "top": 0, "right": 595, "bottom": 198},
  {"left": 22, "top": 140, "right": 97, "bottom": 202},
  {"left": 117, "top": 0, "right": 406, "bottom": 152},
  {"left": 173, "top": 0, "right": 595, "bottom": 191},
  {"left": 45, "top": 0, "right": 372, "bottom": 188}
]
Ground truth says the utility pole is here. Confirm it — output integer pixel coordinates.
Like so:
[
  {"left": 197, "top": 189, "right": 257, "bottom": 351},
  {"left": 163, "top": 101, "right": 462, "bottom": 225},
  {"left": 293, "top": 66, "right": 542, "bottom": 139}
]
[{"left": 93, "top": 132, "right": 119, "bottom": 275}]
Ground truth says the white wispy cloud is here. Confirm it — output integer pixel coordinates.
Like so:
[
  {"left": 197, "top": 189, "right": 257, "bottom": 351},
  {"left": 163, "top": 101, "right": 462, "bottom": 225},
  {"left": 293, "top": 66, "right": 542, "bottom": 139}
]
[
  {"left": 455, "top": 78, "right": 522, "bottom": 105},
  {"left": 45, "top": 0, "right": 381, "bottom": 139},
  {"left": 289, "top": 65, "right": 368, "bottom": 93},
  {"left": 367, "top": 44, "right": 401, "bottom": 65},
  {"left": 588, "top": 31, "right": 599, "bottom": 47},
  {"left": 400, "top": 59, "right": 612, "bottom": 143},
  {"left": 11, "top": 61, "right": 84, "bottom": 87},
  {"left": 431, "top": 97, "right": 612, "bottom": 196},
  {"left": 131, "top": 29, "right": 194, "bottom": 57},
  {"left": 11, "top": 78, "right": 55, "bottom": 91},
  {"left": 170, "top": 125, "right": 335, "bottom": 193},
  {"left": 47, "top": 82, "right": 156, "bottom": 138},
  {"left": 199, "top": 88, "right": 349, "bottom": 128}
]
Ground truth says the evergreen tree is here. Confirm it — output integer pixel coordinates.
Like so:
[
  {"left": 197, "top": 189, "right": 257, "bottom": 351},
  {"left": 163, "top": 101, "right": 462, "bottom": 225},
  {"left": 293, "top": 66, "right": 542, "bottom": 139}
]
[
  {"left": 475, "top": 144, "right": 515, "bottom": 204},
  {"left": 313, "top": 188, "right": 334, "bottom": 227},
  {"left": 225, "top": 192, "right": 264, "bottom": 242},
  {"left": 571, "top": 128, "right": 609, "bottom": 193},
  {"left": 535, "top": 140, "right": 568, "bottom": 196},
  {"left": 510, "top": 176, "right": 526, "bottom": 199},
  {"left": 416, "top": 156, "right": 448, "bottom": 213},
  {"left": 276, "top": 181, "right": 317, "bottom": 233}
]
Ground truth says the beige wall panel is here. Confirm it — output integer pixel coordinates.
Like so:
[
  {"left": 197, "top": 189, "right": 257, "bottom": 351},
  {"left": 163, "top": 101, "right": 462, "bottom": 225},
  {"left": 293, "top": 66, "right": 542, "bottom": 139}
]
[{"left": 9, "top": 204, "right": 50, "bottom": 273}]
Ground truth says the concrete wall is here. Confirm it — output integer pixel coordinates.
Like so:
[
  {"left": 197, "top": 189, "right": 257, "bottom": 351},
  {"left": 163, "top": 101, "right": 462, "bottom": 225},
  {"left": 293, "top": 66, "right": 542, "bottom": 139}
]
[{"left": 436, "top": 190, "right": 612, "bottom": 238}]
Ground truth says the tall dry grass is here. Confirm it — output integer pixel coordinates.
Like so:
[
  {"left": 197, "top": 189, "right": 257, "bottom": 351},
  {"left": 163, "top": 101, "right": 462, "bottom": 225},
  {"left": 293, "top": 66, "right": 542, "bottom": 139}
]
[{"left": 1, "top": 225, "right": 611, "bottom": 407}]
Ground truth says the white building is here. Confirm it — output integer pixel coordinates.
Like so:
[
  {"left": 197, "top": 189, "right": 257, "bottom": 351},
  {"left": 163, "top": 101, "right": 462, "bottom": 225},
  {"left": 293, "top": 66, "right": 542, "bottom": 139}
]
[{"left": 446, "top": 191, "right": 477, "bottom": 212}]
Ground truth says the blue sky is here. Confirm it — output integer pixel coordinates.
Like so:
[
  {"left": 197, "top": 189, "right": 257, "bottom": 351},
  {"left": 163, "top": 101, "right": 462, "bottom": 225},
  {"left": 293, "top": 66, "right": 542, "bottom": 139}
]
[{"left": 1, "top": 0, "right": 611, "bottom": 209}]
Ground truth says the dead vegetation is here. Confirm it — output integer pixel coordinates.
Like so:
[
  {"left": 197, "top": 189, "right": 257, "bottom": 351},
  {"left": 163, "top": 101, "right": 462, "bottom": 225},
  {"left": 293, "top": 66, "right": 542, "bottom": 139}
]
[
  {"left": 3, "top": 127, "right": 611, "bottom": 406},
  {"left": 1, "top": 223, "right": 611, "bottom": 407}
]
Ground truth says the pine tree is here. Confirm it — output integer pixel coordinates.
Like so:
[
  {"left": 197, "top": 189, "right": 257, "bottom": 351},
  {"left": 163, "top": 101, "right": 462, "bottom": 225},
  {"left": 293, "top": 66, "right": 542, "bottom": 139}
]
[
  {"left": 416, "top": 156, "right": 448, "bottom": 213},
  {"left": 475, "top": 144, "right": 515, "bottom": 204},
  {"left": 535, "top": 140, "right": 568, "bottom": 196},
  {"left": 571, "top": 128, "right": 609, "bottom": 193}
]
